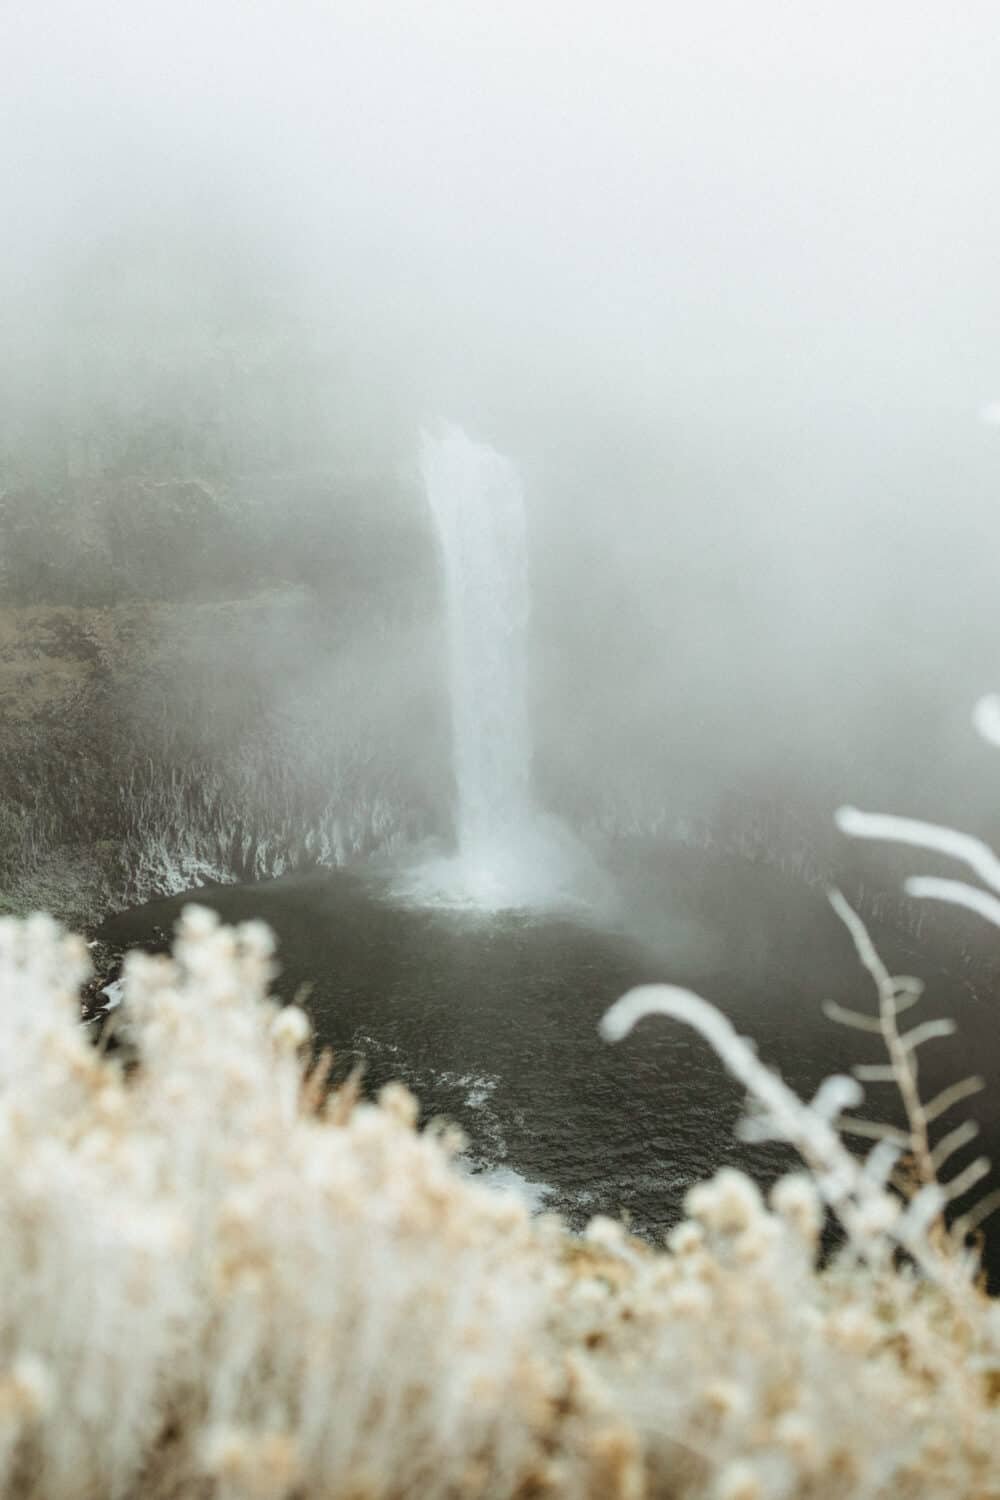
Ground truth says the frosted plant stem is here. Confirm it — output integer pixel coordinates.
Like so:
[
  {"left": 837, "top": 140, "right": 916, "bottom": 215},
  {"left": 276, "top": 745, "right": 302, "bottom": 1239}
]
[
  {"left": 827, "top": 890, "right": 934, "bottom": 1188},
  {"left": 601, "top": 986, "right": 978, "bottom": 1305},
  {"left": 836, "top": 806, "right": 1000, "bottom": 896}
]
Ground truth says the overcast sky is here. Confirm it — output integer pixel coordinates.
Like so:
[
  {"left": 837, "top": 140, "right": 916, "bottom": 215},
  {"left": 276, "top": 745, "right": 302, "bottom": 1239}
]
[
  {"left": 4, "top": 2, "right": 1000, "bottom": 816},
  {"left": 5, "top": 2, "right": 999, "bottom": 426}
]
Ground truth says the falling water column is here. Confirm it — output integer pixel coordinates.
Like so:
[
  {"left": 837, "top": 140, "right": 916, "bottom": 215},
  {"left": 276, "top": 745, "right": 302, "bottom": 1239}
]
[{"left": 421, "top": 426, "right": 535, "bottom": 900}]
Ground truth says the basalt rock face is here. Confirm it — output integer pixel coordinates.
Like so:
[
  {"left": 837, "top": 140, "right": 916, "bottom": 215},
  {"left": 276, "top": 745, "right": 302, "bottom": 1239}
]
[
  {"left": 0, "top": 478, "right": 254, "bottom": 607},
  {"left": 0, "top": 467, "right": 437, "bottom": 609},
  {"left": 0, "top": 471, "right": 446, "bottom": 930},
  {"left": 2, "top": 463, "right": 996, "bottom": 1010}
]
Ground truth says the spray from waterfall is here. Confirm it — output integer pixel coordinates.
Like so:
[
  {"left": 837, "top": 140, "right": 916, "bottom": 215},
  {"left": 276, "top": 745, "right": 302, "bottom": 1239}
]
[{"left": 405, "top": 425, "right": 587, "bottom": 910}]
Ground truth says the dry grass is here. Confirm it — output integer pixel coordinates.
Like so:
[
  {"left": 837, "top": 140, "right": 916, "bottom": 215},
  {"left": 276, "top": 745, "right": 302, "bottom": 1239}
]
[{"left": 0, "top": 896, "right": 995, "bottom": 1499}]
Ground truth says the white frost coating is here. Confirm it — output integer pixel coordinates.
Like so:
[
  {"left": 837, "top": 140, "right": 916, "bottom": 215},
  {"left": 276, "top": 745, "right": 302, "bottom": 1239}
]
[
  {"left": 600, "top": 985, "right": 707, "bottom": 1043},
  {"left": 601, "top": 989, "right": 860, "bottom": 1180},
  {"left": 904, "top": 876, "right": 1000, "bottom": 930},
  {"left": 810, "top": 1074, "right": 864, "bottom": 1123},
  {"left": 836, "top": 805, "right": 1000, "bottom": 896},
  {"left": 972, "top": 693, "right": 1000, "bottom": 747},
  {"left": 600, "top": 985, "right": 979, "bottom": 1297}
]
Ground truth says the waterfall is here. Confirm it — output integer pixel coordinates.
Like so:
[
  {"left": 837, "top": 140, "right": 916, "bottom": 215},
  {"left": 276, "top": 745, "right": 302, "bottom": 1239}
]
[
  {"left": 401, "top": 424, "right": 589, "bottom": 910},
  {"left": 422, "top": 426, "right": 534, "bottom": 870}
]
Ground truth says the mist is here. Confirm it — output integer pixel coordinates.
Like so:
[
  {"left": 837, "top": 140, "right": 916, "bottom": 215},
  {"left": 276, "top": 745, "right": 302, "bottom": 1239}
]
[
  {"left": 6, "top": 4, "right": 1000, "bottom": 1432},
  {"left": 4, "top": 0, "right": 1000, "bottom": 891}
]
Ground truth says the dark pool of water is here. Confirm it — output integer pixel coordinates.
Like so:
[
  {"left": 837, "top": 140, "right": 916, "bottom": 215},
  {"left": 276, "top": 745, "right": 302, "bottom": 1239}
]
[{"left": 100, "top": 842, "right": 1000, "bottom": 1282}]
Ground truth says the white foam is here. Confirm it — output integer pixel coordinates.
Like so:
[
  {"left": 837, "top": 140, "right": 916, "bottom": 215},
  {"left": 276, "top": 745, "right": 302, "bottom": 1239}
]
[
  {"left": 100, "top": 979, "right": 125, "bottom": 1010},
  {"left": 468, "top": 1164, "right": 554, "bottom": 1213}
]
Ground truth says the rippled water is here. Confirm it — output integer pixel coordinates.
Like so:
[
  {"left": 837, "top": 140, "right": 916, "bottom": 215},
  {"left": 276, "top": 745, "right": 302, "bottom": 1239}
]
[{"left": 101, "top": 842, "right": 1000, "bottom": 1281}]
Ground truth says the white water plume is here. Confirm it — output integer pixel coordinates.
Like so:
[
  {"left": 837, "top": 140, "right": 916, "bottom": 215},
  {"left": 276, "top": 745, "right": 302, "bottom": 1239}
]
[
  {"left": 424, "top": 428, "right": 533, "bottom": 851},
  {"left": 408, "top": 426, "right": 582, "bottom": 909}
]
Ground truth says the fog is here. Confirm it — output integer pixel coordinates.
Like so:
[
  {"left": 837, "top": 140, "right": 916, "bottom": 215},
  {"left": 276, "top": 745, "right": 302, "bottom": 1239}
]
[{"left": 4, "top": 1, "right": 1000, "bottom": 872}]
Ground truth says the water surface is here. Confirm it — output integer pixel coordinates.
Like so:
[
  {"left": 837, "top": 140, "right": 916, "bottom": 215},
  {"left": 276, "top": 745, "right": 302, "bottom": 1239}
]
[{"left": 101, "top": 842, "right": 1000, "bottom": 1282}]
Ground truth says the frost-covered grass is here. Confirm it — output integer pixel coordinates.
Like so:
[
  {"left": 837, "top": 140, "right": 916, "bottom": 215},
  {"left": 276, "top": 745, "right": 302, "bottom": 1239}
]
[
  {"left": 0, "top": 897, "right": 996, "bottom": 1500},
  {"left": 0, "top": 909, "right": 570, "bottom": 1499},
  {"left": 3, "top": 696, "right": 1000, "bottom": 1496}
]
